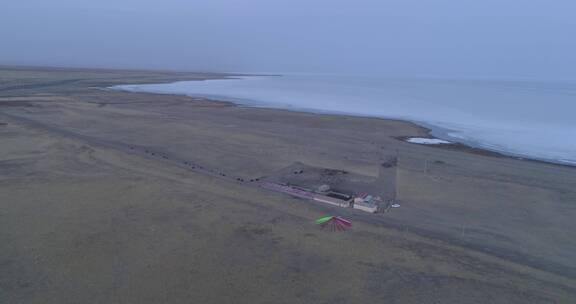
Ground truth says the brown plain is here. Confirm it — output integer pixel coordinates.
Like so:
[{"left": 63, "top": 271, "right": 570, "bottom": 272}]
[{"left": 1, "top": 66, "right": 575, "bottom": 303}]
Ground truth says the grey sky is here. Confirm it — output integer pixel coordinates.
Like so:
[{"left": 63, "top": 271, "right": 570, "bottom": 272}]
[{"left": 1, "top": 0, "right": 575, "bottom": 79}]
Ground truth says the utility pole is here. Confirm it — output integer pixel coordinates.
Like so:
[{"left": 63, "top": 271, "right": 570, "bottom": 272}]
[{"left": 379, "top": 150, "right": 398, "bottom": 204}]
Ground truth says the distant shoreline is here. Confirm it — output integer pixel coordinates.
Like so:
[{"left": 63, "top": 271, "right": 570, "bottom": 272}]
[
  {"left": 111, "top": 80, "right": 576, "bottom": 169},
  {"left": 1, "top": 63, "right": 571, "bottom": 169}
]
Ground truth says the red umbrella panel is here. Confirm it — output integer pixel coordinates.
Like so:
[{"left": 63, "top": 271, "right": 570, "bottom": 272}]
[{"left": 316, "top": 216, "right": 352, "bottom": 231}]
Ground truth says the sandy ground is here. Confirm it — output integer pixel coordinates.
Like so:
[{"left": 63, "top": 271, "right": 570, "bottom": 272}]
[{"left": 1, "top": 66, "right": 576, "bottom": 303}]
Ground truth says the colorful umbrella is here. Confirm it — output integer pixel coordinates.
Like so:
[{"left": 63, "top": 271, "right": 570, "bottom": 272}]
[{"left": 316, "top": 216, "right": 352, "bottom": 231}]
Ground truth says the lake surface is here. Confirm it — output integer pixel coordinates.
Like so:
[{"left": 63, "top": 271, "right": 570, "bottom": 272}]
[{"left": 114, "top": 74, "right": 576, "bottom": 165}]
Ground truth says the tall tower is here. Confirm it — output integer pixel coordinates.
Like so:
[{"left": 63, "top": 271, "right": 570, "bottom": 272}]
[{"left": 377, "top": 153, "right": 398, "bottom": 203}]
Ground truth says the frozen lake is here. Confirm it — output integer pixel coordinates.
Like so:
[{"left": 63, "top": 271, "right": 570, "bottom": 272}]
[{"left": 114, "top": 74, "right": 576, "bottom": 165}]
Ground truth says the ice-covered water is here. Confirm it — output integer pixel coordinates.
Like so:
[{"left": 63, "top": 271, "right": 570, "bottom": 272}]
[{"left": 114, "top": 74, "right": 576, "bottom": 165}]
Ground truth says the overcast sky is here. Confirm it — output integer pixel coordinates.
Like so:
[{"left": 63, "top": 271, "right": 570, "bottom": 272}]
[{"left": 1, "top": 0, "right": 575, "bottom": 79}]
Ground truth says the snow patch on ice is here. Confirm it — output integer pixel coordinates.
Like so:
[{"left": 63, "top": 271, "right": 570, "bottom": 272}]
[{"left": 406, "top": 138, "right": 452, "bottom": 145}]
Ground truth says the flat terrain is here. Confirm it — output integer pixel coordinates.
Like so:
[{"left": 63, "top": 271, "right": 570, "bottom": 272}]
[{"left": 1, "top": 66, "right": 575, "bottom": 303}]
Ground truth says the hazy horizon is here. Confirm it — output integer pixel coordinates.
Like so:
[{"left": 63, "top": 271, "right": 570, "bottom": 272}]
[{"left": 2, "top": 0, "right": 576, "bottom": 80}]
